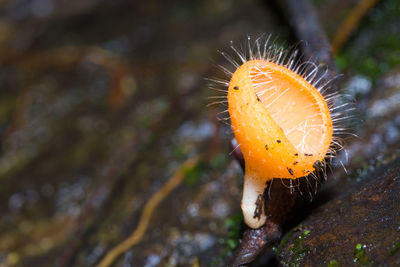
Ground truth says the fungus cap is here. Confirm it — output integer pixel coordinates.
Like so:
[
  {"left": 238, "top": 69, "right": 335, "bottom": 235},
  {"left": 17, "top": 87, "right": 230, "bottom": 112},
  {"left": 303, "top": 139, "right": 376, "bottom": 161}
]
[{"left": 228, "top": 59, "right": 333, "bottom": 181}]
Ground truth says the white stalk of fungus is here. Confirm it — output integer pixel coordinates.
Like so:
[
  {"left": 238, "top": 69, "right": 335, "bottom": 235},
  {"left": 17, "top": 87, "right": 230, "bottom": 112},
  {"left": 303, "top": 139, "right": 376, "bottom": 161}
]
[{"left": 241, "top": 174, "right": 267, "bottom": 229}]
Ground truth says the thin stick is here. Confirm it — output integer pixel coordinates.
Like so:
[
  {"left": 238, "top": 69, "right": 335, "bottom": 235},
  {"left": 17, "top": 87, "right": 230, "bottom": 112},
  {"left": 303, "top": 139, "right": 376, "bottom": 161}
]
[
  {"left": 96, "top": 157, "right": 199, "bottom": 267},
  {"left": 332, "top": 0, "right": 380, "bottom": 54}
]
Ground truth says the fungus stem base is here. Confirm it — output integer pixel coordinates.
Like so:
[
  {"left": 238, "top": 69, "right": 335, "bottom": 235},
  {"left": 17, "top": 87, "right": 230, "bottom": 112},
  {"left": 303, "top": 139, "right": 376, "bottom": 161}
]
[{"left": 241, "top": 174, "right": 267, "bottom": 229}]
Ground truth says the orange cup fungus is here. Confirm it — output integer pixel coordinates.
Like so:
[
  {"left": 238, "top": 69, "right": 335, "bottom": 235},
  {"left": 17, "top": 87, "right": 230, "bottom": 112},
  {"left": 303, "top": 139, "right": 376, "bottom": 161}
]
[
  {"left": 211, "top": 37, "right": 343, "bottom": 229},
  {"left": 229, "top": 59, "right": 333, "bottom": 228}
]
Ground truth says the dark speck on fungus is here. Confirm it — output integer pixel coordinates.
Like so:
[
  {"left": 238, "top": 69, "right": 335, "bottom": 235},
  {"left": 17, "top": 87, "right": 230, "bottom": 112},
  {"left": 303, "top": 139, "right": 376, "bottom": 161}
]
[
  {"left": 233, "top": 86, "right": 239, "bottom": 90},
  {"left": 276, "top": 140, "right": 281, "bottom": 143},
  {"left": 253, "top": 194, "right": 264, "bottom": 220}
]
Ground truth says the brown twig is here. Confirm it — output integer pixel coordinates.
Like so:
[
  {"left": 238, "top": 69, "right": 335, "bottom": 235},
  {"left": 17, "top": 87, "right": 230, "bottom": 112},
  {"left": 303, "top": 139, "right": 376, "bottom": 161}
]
[
  {"left": 332, "top": 0, "right": 380, "bottom": 55},
  {"left": 96, "top": 157, "right": 200, "bottom": 267}
]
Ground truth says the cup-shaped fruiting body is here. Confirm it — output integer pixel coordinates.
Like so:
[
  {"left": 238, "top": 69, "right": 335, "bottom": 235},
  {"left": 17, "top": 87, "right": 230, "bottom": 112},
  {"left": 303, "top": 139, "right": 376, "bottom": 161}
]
[{"left": 228, "top": 60, "right": 333, "bottom": 228}]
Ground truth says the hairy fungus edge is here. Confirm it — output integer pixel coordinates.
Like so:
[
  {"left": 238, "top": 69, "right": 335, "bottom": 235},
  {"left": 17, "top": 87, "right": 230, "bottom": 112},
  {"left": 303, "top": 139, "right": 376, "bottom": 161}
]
[{"left": 208, "top": 35, "right": 354, "bottom": 196}]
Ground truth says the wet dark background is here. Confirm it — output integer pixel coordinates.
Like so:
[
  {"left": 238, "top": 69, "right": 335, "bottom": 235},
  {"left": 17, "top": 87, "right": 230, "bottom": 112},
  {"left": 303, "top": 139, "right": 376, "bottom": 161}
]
[{"left": 0, "top": 0, "right": 399, "bottom": 266}]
